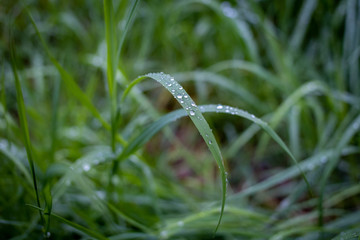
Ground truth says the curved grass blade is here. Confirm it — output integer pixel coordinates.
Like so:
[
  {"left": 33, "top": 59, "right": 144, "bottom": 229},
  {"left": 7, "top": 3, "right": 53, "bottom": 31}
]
[
  {"left": 257, "top": 81, "right": 327, "bottom": 157},
  {"left": 208, "top": 60, "right": 282, "bottom": 89},
  {"left": 10, "top": 39, "right": 44, "bottom": 225},
  {"left": 121, "top": 71, "right": 313, "bottom": 228},
  {"left": 122, "top": 73, "right": 227, "bottom": 233},
  {"left": 174, "top": 71, "right": 266, "bottom": 112},
  {"left": 121, "top": 103, "right": 313, "bottom": 198},
  {"left": 27, "top": 205, "right": 109, "bottom": 240}
]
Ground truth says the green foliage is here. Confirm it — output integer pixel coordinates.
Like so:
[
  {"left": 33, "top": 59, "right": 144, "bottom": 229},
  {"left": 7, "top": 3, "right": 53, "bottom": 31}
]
[{"left": 1, "top": 0, "right": 359, "bottom": 239}]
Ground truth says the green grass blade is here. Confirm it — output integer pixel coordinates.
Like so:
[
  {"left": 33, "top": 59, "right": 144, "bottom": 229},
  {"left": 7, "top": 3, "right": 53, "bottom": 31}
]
[
  {"left": 318, "top": 114, "right": 360, "bottom": 227},
  {"left": 27, "top": 205, "right": 109, "bottom": 240},
  {"left": 107, "top": 203, "right": 154, "bottom": 234},
  {"left": 122, "top": 73, "right": 227, "bottom": 233},
  {"left": 289, "top": 0, "right": 318, "bottom": 50},
  {"left": 43, "top": 184, "right": 52, "bottom": 237},
  {"left": 116, "top": 0, "right": 140, "bottom": 59},
  {"left": 208, "top": 60, "right": 282, "bottom": 89},
  {"left": 121, "top": 69, "right": 313, "bottom": 228},
  {"left": 174, "top": 71, "right": 266, "bottom": 112},
  {"left": 122, "top": 103, "right": 312, "bottom": 197},
  {"left": 10, "top": 39, "right": 44, "bottom": 225},
  {"left": 104, "top": 0, "right": 118, "bottom": 151},
  {"left": 257, "top": 81, "right": 327, "bottom": 157}
]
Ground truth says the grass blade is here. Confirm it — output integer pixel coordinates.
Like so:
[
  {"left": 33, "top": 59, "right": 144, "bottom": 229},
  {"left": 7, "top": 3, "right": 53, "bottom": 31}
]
[
  {"left": 116, "top": 0, "right": 140, "bottom": 59},
  {"left": 122, "top": 73, "right": 227, "bottom": 233},
  {"left": 318, "top": 114, "right": 360, "bottom": 227},
  {"left": 10, "top": 39, "right": 44, "bottom": 225},
  {"left": 27, "top": 205, "right": 109, "bottom": 240},
  {"left": 104, "top": 0, "right": 118, "bottom": 152}
]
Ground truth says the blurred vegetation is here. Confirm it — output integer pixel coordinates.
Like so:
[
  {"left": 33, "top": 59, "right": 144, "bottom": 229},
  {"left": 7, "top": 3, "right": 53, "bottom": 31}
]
[{"left": 1, "top": 0, "right": 360, "bottom": 239}]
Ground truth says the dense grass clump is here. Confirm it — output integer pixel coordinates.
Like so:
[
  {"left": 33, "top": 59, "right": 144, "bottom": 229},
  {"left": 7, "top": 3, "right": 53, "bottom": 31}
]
[{"left": 1, "top": 0, "right": 359, "bottom": 239}]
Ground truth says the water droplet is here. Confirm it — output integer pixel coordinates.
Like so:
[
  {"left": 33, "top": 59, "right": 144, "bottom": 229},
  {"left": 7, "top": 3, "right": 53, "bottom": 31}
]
[
  {"left": 170, "top": 77, "right": 174, "bottom": 81},
  {"left": 160, "top": 230, "right": 168, "bottom": 238},
  {"left": 250, "top": 114, "right": 255, "bottom": 118},
  {"left": 184, "top": 95, "right": 188, "bottom": 99},
  {"left": 191, "top": 103, "right": 196, "bottom": 107},
  {"left": 177, "top": 221, "right": 184, "bottom": 227},
  {"left": 320, "top": 156, "right": 327, "bottom": 164},
  {"left": 189, "top": 110, "right": 195, "bottom": 116},
  {"left": 179, "top": 86, "right": 183, "bottom": 90},
  {"left": 83, "top": 164, "right": 91, "bottom": 172},
  {"left": 177, "top": 95, "right": 182, "bottom": 99},
  {"left": 217, "top": 105, "right": 223, "bottom": 110},
  {"left": 46, "top": 232, "right": 51, "bottom": 238},
  {"left": 167, "top": 83, "right": 172, "bottom": 87},
  {"left": 180, "top": 100, "right": 184, "bottom": 104},
  {"left": 221, "top": 1, "right": 238, "bottom": 18},
  {"left": 208, "top": 140, "right": 213, "bottom": 145}
]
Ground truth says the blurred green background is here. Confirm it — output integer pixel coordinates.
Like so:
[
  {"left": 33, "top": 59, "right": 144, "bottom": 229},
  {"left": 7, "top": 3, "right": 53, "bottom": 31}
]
[{"left": 1, "top": 0, "right": 360, "bottom": 239}]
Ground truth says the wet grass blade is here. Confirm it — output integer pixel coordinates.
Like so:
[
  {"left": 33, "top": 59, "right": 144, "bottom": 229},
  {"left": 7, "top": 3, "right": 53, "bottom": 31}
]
[{"left": 122, "top": 73, "right": 227, "bottom": 233}]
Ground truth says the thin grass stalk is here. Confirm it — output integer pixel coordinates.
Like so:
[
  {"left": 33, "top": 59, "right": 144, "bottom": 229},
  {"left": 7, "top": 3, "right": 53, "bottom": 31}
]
[
  {"left": 104, "top": 0, "right": 118, "bottom": 153},
  {"left": 50, "top": 78, "right": 60, "bottom": 161},
  {"left": 10, "top": 39, "right": 44, "bottom": 226}
]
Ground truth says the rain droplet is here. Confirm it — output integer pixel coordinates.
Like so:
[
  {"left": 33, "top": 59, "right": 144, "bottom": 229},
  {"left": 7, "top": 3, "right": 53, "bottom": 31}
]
[
  {"left": 167, "top": 83, "right": 172, "bottom": 87},
  {"left": 177, "top": 221, "right": 184, "bottom": 227},
  {"left": 217, "top": 105, "right": 223, "bottom": 110},
  {"left": 208, "top": 140, "right": 213, "bottom": 145},
  {"left": 320, "top": 156, "right": 327, "bottom": 164},
  {"left": 184, "top": 95, "right": 188, "bottom": 99},
  {"left": 177, "top": 95, "right": 182, "bottom": 99},
  {"left": 179, "top": 86, "right": 183, "bottom": 90},
  {"left": 46, "top": 232, "right": 51, "bottom": 238},
  {"left": 160, "top": 230, "right": 168, "bottom": 238},
  {"left": 83, "top": 164, "right": 91, "bottom": 172},
  {"left": 191, "top": 103, "right": 196, "bottom": 107},
  {"left": 189, "top": 110, "right": 195, "bottom": 116}
]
